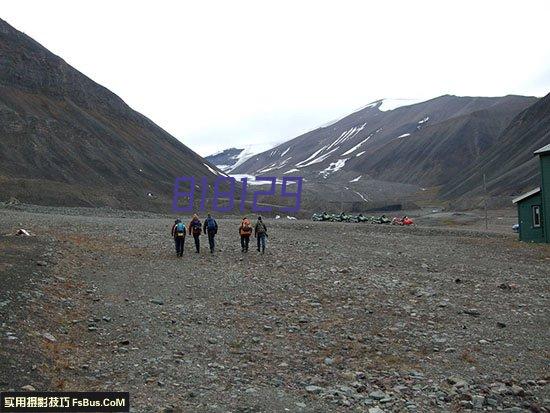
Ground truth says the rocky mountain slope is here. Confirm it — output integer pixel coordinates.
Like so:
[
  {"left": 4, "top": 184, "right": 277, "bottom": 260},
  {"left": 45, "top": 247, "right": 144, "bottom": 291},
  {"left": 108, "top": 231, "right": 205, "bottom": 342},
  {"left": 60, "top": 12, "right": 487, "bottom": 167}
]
[
  {"left": 0, "top": 18, "right": 221, "bottom": 210},
  {"left": 205, "top": 147, "right": 245, "bottom": 172},
  {"left": 444, "top": 92, "right": 550, "bottom": 205},
  {"left": 233, "top": 95, "right": 540, "bottom": 208}
]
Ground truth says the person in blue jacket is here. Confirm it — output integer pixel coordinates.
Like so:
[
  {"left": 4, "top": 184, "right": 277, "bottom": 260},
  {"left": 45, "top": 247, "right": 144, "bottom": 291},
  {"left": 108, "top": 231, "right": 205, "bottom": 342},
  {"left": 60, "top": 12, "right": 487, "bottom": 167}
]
[
  {"left": 171, "top": 218, "right": 186, "bottom": 257},
  {"left": 203, "top": 213, "right": 218, "bottom": 253}
]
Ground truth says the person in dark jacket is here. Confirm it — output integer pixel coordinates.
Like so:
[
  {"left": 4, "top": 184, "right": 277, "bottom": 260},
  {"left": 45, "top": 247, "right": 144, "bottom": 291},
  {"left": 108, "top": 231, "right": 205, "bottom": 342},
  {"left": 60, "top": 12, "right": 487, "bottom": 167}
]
[
  {"left": 203, "top": 213, "right": 218, "bottom": 253},
  {"left": 239, "top": 217, "right": 253, "bottom": 252},
  {"left": 254, "top": 216, "right": 267, "bottom": 254},
  {"left": 188, "top": 214, "right": 202, "bottom": 253},
  {"left": 171, "top": 219, "right": 186, "bottom": 257}
]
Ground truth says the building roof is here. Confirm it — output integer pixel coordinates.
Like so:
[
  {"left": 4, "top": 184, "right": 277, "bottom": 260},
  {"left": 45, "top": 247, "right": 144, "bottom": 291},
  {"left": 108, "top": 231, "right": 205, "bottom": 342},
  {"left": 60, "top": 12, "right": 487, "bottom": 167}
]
[
  {"left": 512, "top": 187, "right": 541, "bottom": 204},
  {"left": 534, "top": 143, "right": 550, "bottom": 155}
]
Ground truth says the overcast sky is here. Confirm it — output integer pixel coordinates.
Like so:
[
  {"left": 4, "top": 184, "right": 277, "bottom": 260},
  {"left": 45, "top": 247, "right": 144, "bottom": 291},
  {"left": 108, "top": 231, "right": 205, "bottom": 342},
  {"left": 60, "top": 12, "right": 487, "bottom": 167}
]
[{"left": 2, "top": 0, "right": 550, "bottom": 155}]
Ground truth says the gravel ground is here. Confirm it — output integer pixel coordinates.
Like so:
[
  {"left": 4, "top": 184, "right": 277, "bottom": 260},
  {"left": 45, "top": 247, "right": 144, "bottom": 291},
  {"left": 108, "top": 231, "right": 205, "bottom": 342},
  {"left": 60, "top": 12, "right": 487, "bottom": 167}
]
[{"left": 0, "top": 206, "right": 549, "bottom": 413}]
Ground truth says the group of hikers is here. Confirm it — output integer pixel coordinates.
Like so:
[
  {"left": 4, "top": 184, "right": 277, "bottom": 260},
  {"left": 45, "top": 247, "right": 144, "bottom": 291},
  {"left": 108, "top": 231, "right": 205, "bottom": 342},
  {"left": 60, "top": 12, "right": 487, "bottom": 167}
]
[{"left": 170, "top": 214, "right": 268, "bottom": 256}]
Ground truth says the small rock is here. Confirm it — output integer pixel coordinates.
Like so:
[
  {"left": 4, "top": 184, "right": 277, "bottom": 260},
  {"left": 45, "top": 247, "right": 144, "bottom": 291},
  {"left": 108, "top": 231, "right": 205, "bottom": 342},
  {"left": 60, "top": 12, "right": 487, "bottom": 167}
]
[
  {"left": 324, "top": 357, "right": 334, "bottom": 366},
  {"left": 369, "top": 390, "right": 387, "bottom": 400},
  {"left": 42, "top": 332, "right": 57, "bottom": 342},
  {"left": 447, "top": 376, "right": 468, "bottom": 388},
  {"left": 21, "top": 385, "right": 35, "bottom": 391},
  {"left": 150, "top": 298, "right": 164, "bottom": 305},
  {"left": 463, "top": 308, "right": 480, "bottom": 317},
  {"left": 486, "top": 398, "right": 498, "bottom": 406},
  {"left": 305, "top": 385, "right": 323, "bottom": 394},
  {"left": 510, "top": 384, "right": 525, "bottom": 396},
  {"left": 472, "top": 395, "right": 484, "bottom": 409},
  {"left": 36, "top": 261, "right": 48, "bottom": 267}
]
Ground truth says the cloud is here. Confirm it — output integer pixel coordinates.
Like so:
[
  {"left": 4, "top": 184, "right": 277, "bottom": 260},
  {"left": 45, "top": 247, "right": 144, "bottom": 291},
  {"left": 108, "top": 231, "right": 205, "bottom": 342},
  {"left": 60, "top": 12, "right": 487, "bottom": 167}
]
[{"left": 2, "top": 0, "right": 550, "bottom": 156}]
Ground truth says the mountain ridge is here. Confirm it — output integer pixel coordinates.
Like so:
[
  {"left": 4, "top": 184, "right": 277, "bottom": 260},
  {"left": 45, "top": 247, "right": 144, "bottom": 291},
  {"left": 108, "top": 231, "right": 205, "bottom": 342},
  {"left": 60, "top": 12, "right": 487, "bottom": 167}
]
[
  {"left": 231, "top": 93, "right": 541, "bottom": 208},
  {"left": 0, "top": 18, "right": 221, "bottom": 211}
]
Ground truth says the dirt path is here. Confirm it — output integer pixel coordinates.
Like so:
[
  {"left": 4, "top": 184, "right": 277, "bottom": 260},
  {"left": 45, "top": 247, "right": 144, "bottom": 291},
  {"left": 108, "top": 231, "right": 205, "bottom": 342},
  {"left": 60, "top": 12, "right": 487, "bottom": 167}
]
[{"left": 1, "top": 208, "right": 549, "bottom": 412}]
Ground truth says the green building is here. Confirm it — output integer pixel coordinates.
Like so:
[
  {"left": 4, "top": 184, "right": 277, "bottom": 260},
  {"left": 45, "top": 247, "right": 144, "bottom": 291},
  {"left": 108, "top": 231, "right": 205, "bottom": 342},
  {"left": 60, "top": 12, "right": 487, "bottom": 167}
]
[{"left": 512, "top": 143, "right": 550, "bottom": 243}]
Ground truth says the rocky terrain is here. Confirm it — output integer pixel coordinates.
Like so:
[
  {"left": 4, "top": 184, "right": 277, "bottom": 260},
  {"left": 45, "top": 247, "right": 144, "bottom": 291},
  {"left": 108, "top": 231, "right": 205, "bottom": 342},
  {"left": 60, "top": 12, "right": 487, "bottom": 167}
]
[{"left": 1, "top": 204, "right": 548, "bottom": 412}]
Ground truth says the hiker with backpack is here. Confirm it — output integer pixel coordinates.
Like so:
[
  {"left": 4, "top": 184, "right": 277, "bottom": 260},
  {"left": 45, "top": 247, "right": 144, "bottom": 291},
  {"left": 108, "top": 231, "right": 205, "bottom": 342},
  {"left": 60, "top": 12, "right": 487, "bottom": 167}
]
[
  {"left": 188, "top": 214, "right": 202, "bottom": 253},
  {"left": 171, "top": 218, "right": 186, "bottom": 257},
  {"left": 203, "top": 213, "right": 218, "bottom": 254},
  {"left": 254, "top": 216, "right": 268, "bottom": 254},
  {"left": 239, "top": 217, "right": 253, "bottom": 252}
]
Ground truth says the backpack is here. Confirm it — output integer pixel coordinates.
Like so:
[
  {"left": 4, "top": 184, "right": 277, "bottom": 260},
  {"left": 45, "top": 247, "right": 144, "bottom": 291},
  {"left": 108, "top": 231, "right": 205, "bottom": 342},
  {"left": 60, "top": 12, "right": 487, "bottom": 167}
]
[
  {"left": 241, "top": 220, "right": 252, "bottom": 235},
  {"left": 175, "top": 222, "right": 185, "bottom": 237},
  {"left": 206, "top": 218, "right": 217, "bottom": 232},
  {"left": 191, "top": 220, "right": 202, "bottom": 235},
  {"left": 256, "top": 222, "right": 266, "bottom": 234}
]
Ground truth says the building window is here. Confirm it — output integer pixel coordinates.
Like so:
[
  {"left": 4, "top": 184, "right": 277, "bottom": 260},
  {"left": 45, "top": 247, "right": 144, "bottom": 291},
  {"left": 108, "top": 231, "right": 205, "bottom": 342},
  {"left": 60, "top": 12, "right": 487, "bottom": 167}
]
[{"left": 532, "top": 205, "right": 541, "bottom": 228}]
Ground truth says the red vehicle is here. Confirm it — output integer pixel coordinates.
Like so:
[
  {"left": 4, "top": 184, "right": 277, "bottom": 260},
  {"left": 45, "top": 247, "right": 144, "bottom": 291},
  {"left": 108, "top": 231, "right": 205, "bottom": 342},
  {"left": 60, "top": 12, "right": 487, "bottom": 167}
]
[{"left": 392, "top": 216, "right": 414, "bottom": 226}]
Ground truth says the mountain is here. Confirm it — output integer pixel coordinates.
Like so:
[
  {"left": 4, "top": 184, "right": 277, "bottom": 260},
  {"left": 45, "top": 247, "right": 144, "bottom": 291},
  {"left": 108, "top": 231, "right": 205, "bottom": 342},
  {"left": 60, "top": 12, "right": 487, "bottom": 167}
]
[
  {"left": 445, "top": 92, "right": 550, "bottom": 206},
  {"left": 205, "top": 144, "right": 278, "bottom": 173},
  {"left": 205, "top": 147, "right": 245, "bottom": 172},
  {"left": 0, "top": 18, "right": 222, "bottom": 210},
  {"left": 234, "top": 95, "right": 539, "bottom": 208}
]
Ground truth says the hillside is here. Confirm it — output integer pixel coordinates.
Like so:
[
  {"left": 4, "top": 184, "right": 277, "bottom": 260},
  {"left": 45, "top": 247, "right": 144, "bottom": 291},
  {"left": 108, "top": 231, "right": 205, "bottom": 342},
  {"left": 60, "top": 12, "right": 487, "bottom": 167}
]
[
  {"left": 233, "top": 95, "right": 539, "bottom": 208},
  {"left": 444, "top": 92, "right": 550, "bottom": 206},
  {"left": 205, "top": 147, "right": 245, "bottom": 172},
  {"left": 0, "top": 18, "right": 221, "bottom": 210}
]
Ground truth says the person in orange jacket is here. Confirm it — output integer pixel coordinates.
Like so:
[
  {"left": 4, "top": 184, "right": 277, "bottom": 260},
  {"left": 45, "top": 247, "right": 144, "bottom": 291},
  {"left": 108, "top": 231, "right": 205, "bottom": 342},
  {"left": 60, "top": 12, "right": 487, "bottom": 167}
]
[{"left": 239, "top": 217, "right": 253, "bottom": 252}]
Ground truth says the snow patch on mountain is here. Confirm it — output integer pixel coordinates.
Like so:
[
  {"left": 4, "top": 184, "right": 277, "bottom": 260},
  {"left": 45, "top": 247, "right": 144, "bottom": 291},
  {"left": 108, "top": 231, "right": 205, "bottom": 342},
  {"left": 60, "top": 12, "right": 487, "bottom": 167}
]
[
  {"left": 298, "top": 146, "right": 341, "bottom": 168},
  {"left": 378, "top": 98, "right": 426, "bottom": 111},
  {"left": 203, "top": 163, "right": 227, "bottom": 176},
  {"left": 353, "top": 191, "right": 369, "bottom": 202},
  {"left": 220, "top": 144, "right": 274, "bottom": 172},
  {"left": 350, "top": 175, "right": 362, "bottom": 182},
  {"left": 397, "top": 133, "right": 411, "bottom": 139},
  {"left": 319, "top": 158, "right": 348, "bottom": 178},
  {"left": 295, "top": 146, "right": 327, "bottom": 167},
  {"left": 258, "top": 163, "right": 278, "bottom": 173},
  {"left": 342, "top": 133, "right": 373, "bottom": 156},
  {"left": 319, "top": 103, "right": 378, "bottom": 129},
  {"left": 229, "top": 174, "right": 296, "bottom": 186},
  {"left": 327, "top": 123, "right": 367, "bottom": 152}
]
